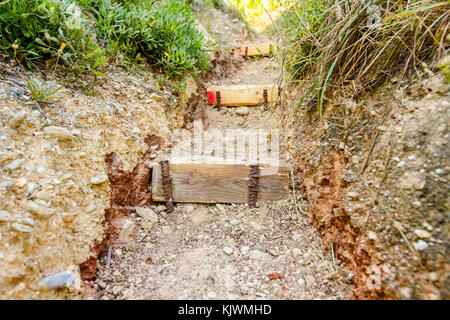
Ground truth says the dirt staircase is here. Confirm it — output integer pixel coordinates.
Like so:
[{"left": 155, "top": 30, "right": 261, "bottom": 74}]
[{"left": 91, "top": 37, "right": 352, "bottom": 300}]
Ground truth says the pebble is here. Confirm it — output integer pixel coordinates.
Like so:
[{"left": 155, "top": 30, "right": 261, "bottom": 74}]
[
  {"left": 97, "top": 281, "right": 107, "bottom": 289},
  {"left": 235, "top": 106, "right": 250, "bottom": 116},
  {"left": 414, "top": 229, "right": 432, "bottom": 239},
  {"left": 37, "top": 271, "right": 76, "bottom": 289},
  {"left": 207, "top": 291, "right": 217, "bottom": 299},
  {"left": 255, "top": 292, "right": 267, "bottom": 298},
  {"left": 223, "top": 246, "right": 233, "bottom": 255},
  {"left": 429, "top": 272, "right": 438, "bottom": 282},
  {"left": 44, "top": 126, "right": 74, "bottom": 140},
  {"left": 240, "top": 246, "right": 250, "bottom": 254},
  {"left": 367, "top": 231, "right": 378, "bottom": 241},
  {"left": 230, "top": 218, "right": 239, "bottom": 225},
  {"left": 26, "top": 201, "right": 54, "bottom": 218},
  {"left": 154, "top": 205, "right": 166, "bottom": 213},
  {"left": 0, "top": 210, "right": 11, "bottom": 222},
  {"left": 290, "top": 248, "right": 302, "bottom": 260},
  {"left": 9, "top": 111, "right": 28, "bottom": 128},
  {"left": 216, "top": 203, "right": 226, "bottom": 214},
  {"left": 15, "top": 177, "right": 27, "bottom": 188},
  {"left": 35, "top": 190, "right": 51, "bottom": 201},
  {"left": 413, "top": 240, "right": 428, "bottom": 251},
  {"left": 6, "top": 159, "right": 24, "bottom": 171},
  {"left": 161, "top": 226, "right": 171, "bottom": 234},
  {"left": 347, "top": 192, "right": 358, "bottom": 199},
  {"left": 156, "top": 264, "right": 170, "bottom": 273},
  {"left": 112, "top": 286, "right": 122, "bottom": 295},
  {"left": 90, "top": 175, "right": 108, "bottom": 185},
  {"left": 136, "top": 208, "right": 158, "bottom": 223},
  {"left": 399, "top": 287, "right": 413, "bottom": 299},
  {"left": 249, "top": 250, "right": 269, "bottom": 260},
  {"left": 119, "top": 219, "right": 135, "bottom": 241},
  {"left": 11, "top": 223, "right": 32, "bottom": 233}
]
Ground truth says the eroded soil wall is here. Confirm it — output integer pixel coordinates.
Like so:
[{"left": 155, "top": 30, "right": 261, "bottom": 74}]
[{"left": 281, "top": 74, "right": 449, "bottom": 299}]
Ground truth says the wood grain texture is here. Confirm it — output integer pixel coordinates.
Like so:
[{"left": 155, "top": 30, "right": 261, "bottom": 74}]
[
  {"left": 240, "top": 43, "right": 276, "bottom": 57},
  {"left": 151, "top": 163, "right": 289, "bottom": 204},
  {"left": 207, "top": 84, "right": 279, "bottom": 106}
]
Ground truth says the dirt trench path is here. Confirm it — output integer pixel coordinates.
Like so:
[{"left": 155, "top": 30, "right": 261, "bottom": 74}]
[{"left": 92, "top": 28, "right": 351, "bottom": 300}]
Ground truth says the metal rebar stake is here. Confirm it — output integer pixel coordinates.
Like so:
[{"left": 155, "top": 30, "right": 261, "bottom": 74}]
[
  {"left": 263, "top": 89, "right": 268, "bottom": 108},
  {"left": 160, "top": 160, "right": 174, "bottom": 214},
  {"left": 216, "top": 91, "right": 221, "bottom": 111},
  {"left": 248, "top": 164, "right": 259, "bottom": 208}
]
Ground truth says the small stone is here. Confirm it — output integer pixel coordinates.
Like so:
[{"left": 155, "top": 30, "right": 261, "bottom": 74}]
[
  {"left": 207, "top": 291, "right": 217, "bottom": 299},
  {"left": 429, "top": 272, "right": 438, "bottom": 282},
  {"left": 27, "top": 182, "right": 37, "bottom": 193},
  {"left": 161, "top": 226, "right": 171, "bottom": 234},
  {"left": 235, "top": 106, "right": 250, "bottom": 116},
  {"left": 21, "top": 217, "right": 35, "bottom": 226},
  {"left": 230, "top": 218, "right": 239, "bottom": 225},
  {"left": 367, "top": 231, "right": 378, "bottom": 241},
  {"left": 413, "top": 240, "right": 428, "bottom": 251},
  {"left": 290, "top": 248, "right": 302, "bottom": 260},
  {"left": 97, "top": 281, "right": 107, "bottom": 289},
  {"left": 44, "top": 126, "right": 74, "bottom": 140},
  {"left": 140, "top": 220, "right": 153, "bottom": 229},
  {"left": 119, "top": 219, "right": 135, "bottom": 241},
  {"left": 154, "top": 205, "right": 166, "bottom": 213},
  {"left": 249, "top": 250, "right": 269, "bottom": 260},
  {"left": 347, "top": 192, "right": 358, "bottom": 199},
  {"left": 223, "top": 246, "right": 233, "bottom": 255},
  {"left": 0, "top": 210, "right": 11, "bottom": 222},
  {"left": 216, "top": 203, "right": 226, "bottom": 214},
  {"left": 112, "top": 286, "right": 122, "bottom": 295},
  {"left": 136, "top": 208, "right": 158, "bottom": 223},
  {"left": 399, "top": 287, "right": 413, "bottom": 299},
  {"left": 26, "top": 201, "right": 54, "bottom": 218},
  {"left": 36, "top": 166, "right": 46, "bottom": 174},
  {"left": 35, "top": 190, "right": 51, "bottom": 201},
  {"left": 10, "top": 111, "right": 28, "bottom": 128},
  {"left": 6, "top": 159, "right": 24, "bottom": 171},
  {"left": 156, "top": 264, "right": 170, "bottom": 273},
  {"left": 12, "top": 223, "right": 32, "bottom": 233},
  {"left": 414, "top": 229, "right": 432, "bottom": 239},
  {"left": 37, "top": 271, "right": 77, "bottom": 290},
  {"left": 377, "top": 126, "right": 388, "bottom": 132},
  {"left": 16, "top": 177, "right": 27, "bottom": 188},
  {"left": 255, "top": 292, "right": 267, "bottom": 298},
  {"left": 90, "top": 175, "right": 107, "bottom": 185},
  {"left": 240, "top": 246, "right": 250, "bottom": 255}
]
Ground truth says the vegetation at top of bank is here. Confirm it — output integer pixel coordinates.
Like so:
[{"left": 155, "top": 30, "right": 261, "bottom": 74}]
[{"left": 0, "top": 0, "right": 210, "bottom": 82}]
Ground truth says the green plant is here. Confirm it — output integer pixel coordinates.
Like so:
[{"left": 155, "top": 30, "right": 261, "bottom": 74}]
[
  {"left": 26, "top": 78, "right": 62, "bottom": 106},
  {"left": 279, "top": 0, "right": 450, "bottom": 114},
  {"left": 78, "top": 0, "right": 210, "bottom": 77},
  {"left": 0, "top": 0, "right": 107, "bottom": 80}
]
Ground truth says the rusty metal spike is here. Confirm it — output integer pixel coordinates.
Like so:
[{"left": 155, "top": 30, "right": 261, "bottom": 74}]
[
  {"left": 248, "top": 164, "right": 259, "bottom": 208},
  {"left": 160, "top": 160, "right": 174, "bottom": 214},
  {"left": 216, "top": 91, "right": 221, "bottom": 111}
]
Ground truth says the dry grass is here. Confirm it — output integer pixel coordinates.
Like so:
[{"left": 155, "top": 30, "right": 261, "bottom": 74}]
[{"left": 279, "top": 0, "right": 449, "bottom": 114}]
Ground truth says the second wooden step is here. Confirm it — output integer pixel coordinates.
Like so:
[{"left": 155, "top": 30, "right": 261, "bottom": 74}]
[{"left": 207, "top": 84, "right": 279, "bottom": 107}]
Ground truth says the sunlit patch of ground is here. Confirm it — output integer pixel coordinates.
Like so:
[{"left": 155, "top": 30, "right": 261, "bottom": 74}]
[{"left": 226, "top": 0, "right": 288, "bottom": 33}]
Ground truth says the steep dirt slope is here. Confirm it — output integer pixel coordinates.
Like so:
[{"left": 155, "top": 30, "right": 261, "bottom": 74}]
[{"left": 279, "top": 71, "right": 449, "bottom": 299}]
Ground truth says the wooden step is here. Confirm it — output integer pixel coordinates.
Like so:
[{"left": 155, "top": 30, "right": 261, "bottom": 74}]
[
  {"left": 240, "top": 43, "right": 276, "bottom": 57},
  {"left": 207, "top": 84, "right": 279, "bottom": 107},
  {"left": 151, "top": 163, "right": 290, "bottom": 204}
]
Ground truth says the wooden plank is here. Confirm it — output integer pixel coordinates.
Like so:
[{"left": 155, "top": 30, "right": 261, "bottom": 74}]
[
  {"left": 207, "top": 84, "right": 279, "bottom": 107},
  {"left": 240, "top": 43, "right": 276, "bottom": 57},
  {"left": 151, "top": 163, "right": 289, "bottom": 204}
]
